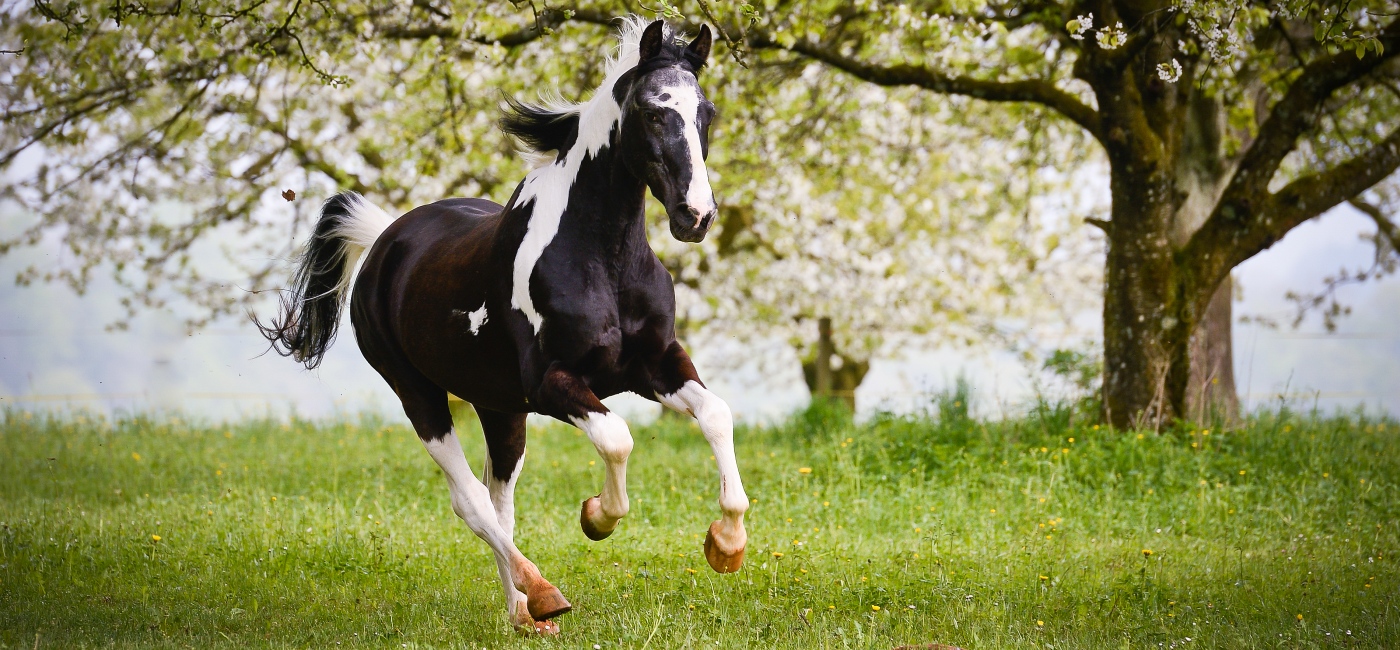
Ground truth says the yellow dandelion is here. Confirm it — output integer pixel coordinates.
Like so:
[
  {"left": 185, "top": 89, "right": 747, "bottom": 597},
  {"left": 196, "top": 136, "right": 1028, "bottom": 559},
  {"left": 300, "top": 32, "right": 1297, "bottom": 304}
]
[
  {"left": 1239, "top": 470, "right": 1246, "bottom": 475},
  {"left": 871, "top": 605, "right": 881, "bottom": 611},
  {"left": 1068, "top": 437, "right": 1075, "bottom": 443},
  {"left": 1136, "top": 433, "right": 1144, "bottom": 440},
  {"left": 1092, "top": 425, "right": 1099, "bottom": 430},
  {"left": 1039, "top": 575, "right": 1048, "bottom": 581},
  {"left": 1040, "top": 447, "right": 1048, "bottom": 453},
  {"left": 1061, "top": 448, "right": 1069, "bottom": 454},
  {"left": 685, "top": 568, "right": 697, "bottom": 574},
  {"left": 216, "top": 470, "right": 222, "bottom": 476},
  {"left": 151, "top": 534, "right": 161, "bottom": 542},
  {"left": 798, "top": 467, "right": 812, "bottom": 474},
  {"left": 990, "top": 508, "right": 997, "bottom": 514},
  {"left": 1296, "top": 613, "right": 1303, "bottom": 621},
  {"left": 823, "top": 501, "right": 830, "bottom": 507},
  {"left": 914, "top": 527, "right": 921, "bottom": 532},
  {"left": 771, "top": 552, "right": 784, "bottom": 558},
  {"left": 828, "top": 605, "right": 835, "bottom": 610},
  {"left": 1142, "top": 549, "right": 1153, "bottom": 557},
  {"left": 131, "top": 452, "right": 141, "bottom": 461},
  {"left": 1037, "top": 620, "right": 1044, "bottom": 627},
  {"left": 589, "top": 460, "right": 596, "bottom": 466},
  {"left": 752, "top": 498, "right": 758, "bottom": 503}
]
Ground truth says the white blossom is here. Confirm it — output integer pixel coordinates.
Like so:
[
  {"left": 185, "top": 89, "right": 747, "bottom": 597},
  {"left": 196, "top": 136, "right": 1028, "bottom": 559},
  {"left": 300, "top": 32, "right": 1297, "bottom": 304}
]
[
  {"left": 1156, "top": 59, "right": 1183, "bottom": 83},
  {"left": 1067, "top": 13, "right": 1092, "bottom": 40},
  {"left": 1096, "top": 22, "right": 1127, "bottom": 50}
]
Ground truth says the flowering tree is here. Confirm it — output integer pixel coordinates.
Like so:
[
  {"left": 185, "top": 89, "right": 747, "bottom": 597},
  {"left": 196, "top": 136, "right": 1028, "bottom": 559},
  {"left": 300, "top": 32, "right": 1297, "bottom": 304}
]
[{"left": 728, "top": 0, "right": 1400, "bottom": 426}]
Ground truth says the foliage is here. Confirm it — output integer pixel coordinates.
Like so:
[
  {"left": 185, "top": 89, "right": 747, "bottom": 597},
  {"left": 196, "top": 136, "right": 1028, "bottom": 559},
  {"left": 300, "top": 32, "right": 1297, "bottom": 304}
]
[{"left": 1, "top": 408, "right": 1397, "bottom": 648}]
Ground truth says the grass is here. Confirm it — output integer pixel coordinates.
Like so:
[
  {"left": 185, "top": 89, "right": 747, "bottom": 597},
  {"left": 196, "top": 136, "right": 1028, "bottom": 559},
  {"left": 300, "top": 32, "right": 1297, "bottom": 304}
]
[{"left": 0, "top": 402, "right": 1397, "bottom": 649}]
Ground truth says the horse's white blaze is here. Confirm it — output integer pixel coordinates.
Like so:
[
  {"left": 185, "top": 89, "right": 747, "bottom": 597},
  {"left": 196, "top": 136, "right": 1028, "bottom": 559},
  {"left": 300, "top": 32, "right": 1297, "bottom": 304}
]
[
  {"left": 570, "top": 411, "right": 634, "bottom": 522},
  {"left": 510, "top": 19, "right": 650, "bottom": 334},
  {"left": 658, "top": 381, "right": 748, "bottom": 518},
  {"left": 467, "top": 303, "right": 489, "bottom": 335},
  {"left": 656, "top": 83, "right": 714, "bottom": 223}
]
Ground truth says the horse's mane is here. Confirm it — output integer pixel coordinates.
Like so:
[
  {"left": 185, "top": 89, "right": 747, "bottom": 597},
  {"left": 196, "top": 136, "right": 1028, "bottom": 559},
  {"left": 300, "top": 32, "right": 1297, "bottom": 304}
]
[{"left": 500, "top": 16, "right": 701, "bottom": 158}]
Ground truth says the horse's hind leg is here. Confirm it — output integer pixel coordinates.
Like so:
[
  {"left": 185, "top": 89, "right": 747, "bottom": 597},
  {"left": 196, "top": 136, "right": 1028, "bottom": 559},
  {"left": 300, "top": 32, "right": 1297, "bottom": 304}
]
[
  {"left": 394, "top": 378, "right": 570, "bottom": 628},
  {"left": 476, "top": 407, "right": 557, "bottom": 634}
]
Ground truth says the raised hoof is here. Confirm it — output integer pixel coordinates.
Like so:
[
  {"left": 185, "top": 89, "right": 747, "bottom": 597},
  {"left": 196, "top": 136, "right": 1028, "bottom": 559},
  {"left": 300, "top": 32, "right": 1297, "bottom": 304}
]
[
  {"left": 526, "top": 582, "right": 572, "bottom": 621},
  {"left": 703, "top": 521, "right": 745, "bottom": 573},
  {"left": 579, "top": 495, "right": 615, "bottom": 541}
]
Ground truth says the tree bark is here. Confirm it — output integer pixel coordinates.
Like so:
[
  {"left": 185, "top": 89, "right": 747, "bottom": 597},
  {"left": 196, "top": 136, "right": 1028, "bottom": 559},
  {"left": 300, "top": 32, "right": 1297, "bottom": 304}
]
[
  {"left": 1185, "top": 275, "right": 1239, "bottom": 422},
  {"left": 814, "top": 316, "right": 834, "bottom": 399}
]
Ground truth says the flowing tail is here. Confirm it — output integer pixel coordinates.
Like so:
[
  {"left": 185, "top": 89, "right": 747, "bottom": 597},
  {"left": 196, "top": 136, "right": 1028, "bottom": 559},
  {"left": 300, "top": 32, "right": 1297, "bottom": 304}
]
[{"left": 255, "top": 191, "right": 396, "bottom": 369}]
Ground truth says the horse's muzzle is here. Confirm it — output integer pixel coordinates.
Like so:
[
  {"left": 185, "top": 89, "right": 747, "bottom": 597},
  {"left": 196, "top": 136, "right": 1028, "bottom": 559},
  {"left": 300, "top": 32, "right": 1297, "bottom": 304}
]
[{"left": 669, "top": 204, "right": 715, "bottom": 243}]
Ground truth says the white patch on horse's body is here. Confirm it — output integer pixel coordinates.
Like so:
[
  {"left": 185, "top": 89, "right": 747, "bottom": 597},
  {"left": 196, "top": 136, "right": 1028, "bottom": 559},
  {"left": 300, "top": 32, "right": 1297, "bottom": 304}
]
[
  {"left": 510, "top": 19, "right": 652, "bottom": 334},
  {"left": 654, "top": 83, "right": 715, "bottom": 223},
  {"left": 468, "top": 303, "right": 489, "bottom": 335}
]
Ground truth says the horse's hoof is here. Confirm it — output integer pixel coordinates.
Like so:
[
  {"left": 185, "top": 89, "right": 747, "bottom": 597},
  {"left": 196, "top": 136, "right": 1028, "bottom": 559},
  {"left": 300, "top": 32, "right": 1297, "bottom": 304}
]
[
  {"left": 580, "top": 495, "right": 615, "bottom": 541},
  {"left": 703, "top": 520, "right": 745, "bottom": 573},
  {"left": 526, "top": 582, "right": 572, "bottom": 621}
]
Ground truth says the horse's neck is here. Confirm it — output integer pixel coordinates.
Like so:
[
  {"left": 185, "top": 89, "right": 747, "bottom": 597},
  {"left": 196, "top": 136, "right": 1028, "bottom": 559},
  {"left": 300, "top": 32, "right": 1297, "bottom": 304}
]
[{"left": 567, "top": 149, "right": 649, "bottom": 252}]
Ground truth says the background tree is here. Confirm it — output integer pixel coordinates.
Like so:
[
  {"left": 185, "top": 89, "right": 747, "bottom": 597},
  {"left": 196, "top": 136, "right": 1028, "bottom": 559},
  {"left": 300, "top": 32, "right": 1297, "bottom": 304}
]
[{"left": 726, "top": 0, "right": 1400, "bottom": 427}]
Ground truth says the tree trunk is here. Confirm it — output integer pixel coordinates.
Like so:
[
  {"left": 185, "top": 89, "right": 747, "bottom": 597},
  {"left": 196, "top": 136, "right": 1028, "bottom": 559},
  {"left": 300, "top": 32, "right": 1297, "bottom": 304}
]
[
  {"left": 1185, "top": 275, "right": 1239, "bottom": 422},
  {"left": 801, "top": 317, "right": 870, "bottom": 411},
  {"left": 1102, "top": 93, "right": 1240, "bottom": 430},
  {"left": 1101, "top": 164, "right": 1181, "bottom": 430},
  {"left": 814, "top": 317, "right": 834, "bottom": 399}
]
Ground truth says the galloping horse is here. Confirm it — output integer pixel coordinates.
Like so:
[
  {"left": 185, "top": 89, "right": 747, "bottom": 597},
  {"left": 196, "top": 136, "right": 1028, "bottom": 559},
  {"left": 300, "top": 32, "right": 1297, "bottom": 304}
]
[{"left": 255, "top": 18, "right": 747, "bottom": 634}]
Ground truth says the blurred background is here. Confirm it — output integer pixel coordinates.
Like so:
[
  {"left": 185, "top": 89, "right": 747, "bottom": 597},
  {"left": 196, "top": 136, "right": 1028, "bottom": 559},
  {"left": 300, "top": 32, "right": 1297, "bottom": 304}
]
[{"left": 3, "top": 2, "right": 1398, "bottom": 424}]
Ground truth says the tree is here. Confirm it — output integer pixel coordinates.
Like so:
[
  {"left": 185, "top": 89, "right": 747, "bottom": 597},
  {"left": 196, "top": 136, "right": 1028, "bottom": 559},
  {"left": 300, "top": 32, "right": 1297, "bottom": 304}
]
[{"left": 726, "top": 0, "right": 1400, "bottom": 427}]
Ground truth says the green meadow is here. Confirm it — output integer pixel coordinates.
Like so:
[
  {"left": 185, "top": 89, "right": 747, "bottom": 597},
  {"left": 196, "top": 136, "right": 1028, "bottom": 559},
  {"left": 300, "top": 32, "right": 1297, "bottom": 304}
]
[{"left": 0, "top": 402, "right": 1396, "bottom": 648}]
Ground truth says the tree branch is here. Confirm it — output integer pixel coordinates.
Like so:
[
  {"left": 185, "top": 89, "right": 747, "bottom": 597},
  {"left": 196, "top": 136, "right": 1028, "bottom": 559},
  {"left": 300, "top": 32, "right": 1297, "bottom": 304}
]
[
  {"left": 1185, "top": 124, "right": 1400, "bottom": 300},
  {"left": 746, "top": 31, "right": 1104, "bottom": 141},
  {"left": 1349, "top": 197, "right": 1400, "bottom": 252},
  {"left": 1214, "top": 18, "right": 1400, "bottom": 210},
  {"left": 377, "top": 8, "right": 615, "bottom": 45}
]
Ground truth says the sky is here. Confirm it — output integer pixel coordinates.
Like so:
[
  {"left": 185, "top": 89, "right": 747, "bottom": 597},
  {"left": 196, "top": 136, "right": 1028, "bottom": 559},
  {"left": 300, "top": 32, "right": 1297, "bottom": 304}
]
[{"left": 1, "top": 200, "right": 1397, "bottom": 425}]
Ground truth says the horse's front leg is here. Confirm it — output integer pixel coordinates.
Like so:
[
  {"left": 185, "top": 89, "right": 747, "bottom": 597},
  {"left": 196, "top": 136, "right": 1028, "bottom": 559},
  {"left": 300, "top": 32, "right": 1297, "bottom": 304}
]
[
  {"left": 652, "top": 342, "right": 749, "bottom": 573},
  {"left": 536, "top": 363, "right": 634, "bottom": 540}
]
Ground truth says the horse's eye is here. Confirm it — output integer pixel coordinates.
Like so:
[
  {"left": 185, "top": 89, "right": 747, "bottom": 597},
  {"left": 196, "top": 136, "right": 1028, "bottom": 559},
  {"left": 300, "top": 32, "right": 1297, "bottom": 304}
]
[{"left": 647, "top": 112, "right": 662, "bottom": 124}]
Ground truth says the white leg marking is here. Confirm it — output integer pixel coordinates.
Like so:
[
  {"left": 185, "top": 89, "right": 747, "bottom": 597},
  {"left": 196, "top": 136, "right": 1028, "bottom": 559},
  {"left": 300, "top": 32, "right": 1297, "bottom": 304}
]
[
  {"left": 569, "top": 411, "right": 634, "bottom": 523},
  {"left": 423, "top": 432, "right": 539, "bottom": 604},
  {"left": 483, "top": 451, "right": 528, "bottom": 618},
  {"left": 655, "top": 83, "right": 715, "bottom": 220},
  {"left": 658, "top": 382, "right": 749, "bottom": 520}
]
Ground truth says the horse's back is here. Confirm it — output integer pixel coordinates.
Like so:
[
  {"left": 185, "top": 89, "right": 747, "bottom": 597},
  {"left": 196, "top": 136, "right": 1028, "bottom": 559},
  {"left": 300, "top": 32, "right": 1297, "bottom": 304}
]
[{"left": 351, "top": 196, "right": 529, "bottom": 410}]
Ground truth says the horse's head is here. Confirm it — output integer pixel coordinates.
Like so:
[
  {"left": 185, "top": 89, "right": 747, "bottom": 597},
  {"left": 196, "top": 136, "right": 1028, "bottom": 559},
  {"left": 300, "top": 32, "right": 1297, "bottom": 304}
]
[{"left": 617, "top": 20, "right": 716, "bottom": 243}]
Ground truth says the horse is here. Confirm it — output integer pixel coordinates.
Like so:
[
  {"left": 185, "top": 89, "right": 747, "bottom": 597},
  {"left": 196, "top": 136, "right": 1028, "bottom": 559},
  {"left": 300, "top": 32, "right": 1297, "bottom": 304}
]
[{"left": 255, "top": 18, "right": 748, "bottom": 635}]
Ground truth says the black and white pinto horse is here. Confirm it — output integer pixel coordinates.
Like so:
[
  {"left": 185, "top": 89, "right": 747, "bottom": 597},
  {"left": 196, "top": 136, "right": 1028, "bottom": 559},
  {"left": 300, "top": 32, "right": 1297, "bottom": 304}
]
[{"left": 256, "top": 19, "right": 747, "bottom": 634}]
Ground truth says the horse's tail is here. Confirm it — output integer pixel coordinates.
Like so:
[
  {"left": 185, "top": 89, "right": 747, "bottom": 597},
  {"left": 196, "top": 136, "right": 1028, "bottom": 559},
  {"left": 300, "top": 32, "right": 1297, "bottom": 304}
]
[{"left": 255, "top": 191, "right": 397, "bottom": 369}]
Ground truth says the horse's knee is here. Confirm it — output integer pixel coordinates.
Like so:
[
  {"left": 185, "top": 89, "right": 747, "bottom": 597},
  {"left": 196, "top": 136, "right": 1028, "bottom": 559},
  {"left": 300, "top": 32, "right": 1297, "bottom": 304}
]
[{"left": 572, "top": 411, "right": 633, "bottom": 463}]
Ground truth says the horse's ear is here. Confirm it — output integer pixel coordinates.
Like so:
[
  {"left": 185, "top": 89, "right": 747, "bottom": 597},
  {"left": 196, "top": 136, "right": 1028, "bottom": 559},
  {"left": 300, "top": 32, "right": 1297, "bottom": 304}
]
[
  {"left": 638, "top": 20, "right": 666, "bottom": 62},
  {"left": 685, "top": 24, "right": 712, "bottom": 66}
]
